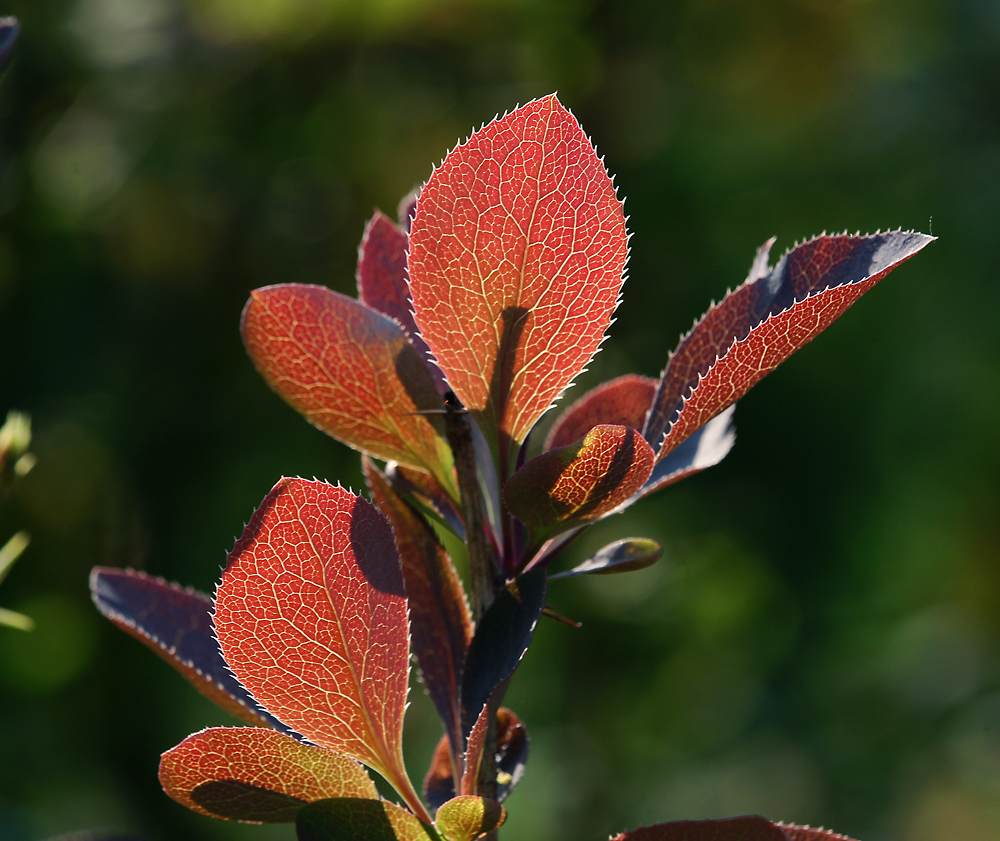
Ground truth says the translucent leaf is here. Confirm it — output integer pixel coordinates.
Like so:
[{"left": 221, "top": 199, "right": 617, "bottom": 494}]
[
  {"left": 505, "top": 425, "right": 654, "bottom": 540},
  {"left": 296, "top": 798, "right": 435, "bottom": 841},
  {"left": 435, "top": 796, "right": 505, "bottom": 841},
  {"left": 159, "top": 727, "right": 377, "bottom": 823},
  {"left": 545, "top": 374, "right": 657, "bottom": 451},
  {"left": 644, "top": 232, "right": 934, "bottom": 460},
  {"left": 213, "top": 478, "right": 424, "bottom": 816},
  {"left": 409, "top": 94, "right": 629, "bottom": 452},
  {"left": 242, "top": 284, "right": 456, "bottom": 499}
]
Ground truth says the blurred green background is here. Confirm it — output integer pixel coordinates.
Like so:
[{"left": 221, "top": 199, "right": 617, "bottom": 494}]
[{"left": 1, "top": 0, "right": 998, "bottom": 839}]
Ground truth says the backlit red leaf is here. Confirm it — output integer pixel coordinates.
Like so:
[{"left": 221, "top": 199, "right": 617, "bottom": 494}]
[
  {"left": 241, "top": 284, "right": 456, "bottom": 499},
  {"left": 213, "top": 478, "right": 425, "bottom": 818},
  {"left": 408, "top": 94, "right": 629, "bottom": 451},
  {"left": 384, "top": 461, "right": 465, "bottom": 539},
  {"left": 363, "top": 457, "right": 472, "bottom": 770},
  {"left": 505, "top": 425, "right": 654, "bottom": 539},
  {"left": 610, "top": 817, "right": 859, "bottom": 841},
  {"left": 545, "top": 374, "right": 657, "bottom": 451},
  {"left": 158, "top": 727, "right": 377, "bottom": 823},
  {"left": 644, "top": 231, "right": 933, "bottom": 460},
  {"left": 88, "top": 567, "right": 286, "bottom": 732},
  {"left": 435, "top": 796, "right": 506, "bottom": 841},
  {"left": 357, "top": 210, "right": 446, "bottom": 392},
  {"left": 296, "top": 798, "right": 435, "bottom": 841},
  {"left": 549, "top": 537, "right": 661, "bottom": 579}
]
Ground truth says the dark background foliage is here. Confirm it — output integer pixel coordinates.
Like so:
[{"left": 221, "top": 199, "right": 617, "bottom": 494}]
[{"left": 1, "top": 1, "right": 998, "bottom": 839}]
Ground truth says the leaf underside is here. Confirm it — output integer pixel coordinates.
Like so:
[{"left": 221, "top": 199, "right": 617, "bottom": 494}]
[
  {"left": 505, "top": 425, "right": 655, "bottom": 538},
  {"left": 549, "top": 537, "right": 662, "bottom": 579},
  {"left": 158, "top": 727, "right": 377, "bottom": 823},
  {"left": 241, "top": 284, "right": 455, "bottom": 497},
  {"left": 363, "top": 457, "right": 472, "bottom": 768},
  {"left": 88, "top": 567, "right": 287, "bottom": 732},
  {"left": 643, "top": 231, "right": 935, "bottom": 460},
  {"left": 213, "top": 478, "right": 412, "bottom": 791},
  {"left": 611, "top": 816, "right": 859, "bottom": 841},
  {"left": 408, "top": 93, "right": 629, "bottom": 449},
  {"left": 296, "top": 798, "right": 434, "bottom": 841}
]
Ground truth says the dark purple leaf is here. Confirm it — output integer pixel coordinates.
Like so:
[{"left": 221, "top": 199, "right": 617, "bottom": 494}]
[
  {"left": 0, "top": 17, "right": 18, "bottom": 74},
  {"left": 549, "top": 538, "right": 662, "bottom": 579}
]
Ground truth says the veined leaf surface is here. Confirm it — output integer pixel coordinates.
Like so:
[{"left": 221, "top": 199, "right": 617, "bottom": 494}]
[
  {"left": 408, "top": 94, "right": 628, "bottom": 451},
  {"left": 545, "top": 374, "right": 657, "bottom": 451},
  {"left": 435, "top": 796, "right": 506, "bottom": 841},
  {"left": 644, "top": 232, "right": 933, "bottom": 460},
  {"left": 242, "top": 284, "right": 456, "bottom": 499},
  {"left": 357, "top": 210, "right": 445, "bottom": 392},
  {"left": 296, "top": 798, "right": 435, "bottom": 841},
  {"left": 505, "top": 425, "right": 654, "bottom": 539},
  {"left": 89, "top": 567, "right": 286, "bottom": 732},
  {"left": 213, "top": 478, "right": 422, "bottom": 815},
  {"left": 611, "top": 817, "right": 858, "bottom": 841},
  {"left": 158, "top": 727, "right": 377, "bottom": 823},
  {"left": 363, "top": 457, "right": 472, "bottom": 769}
]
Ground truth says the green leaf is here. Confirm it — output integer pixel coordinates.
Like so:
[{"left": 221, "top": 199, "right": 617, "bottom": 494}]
[
  {"left": 434, "top": 796, "right": 505, "bottom": 841},
  {"left": 296, "top": 798, "right": 437, "bottom": 841},
  {"left": 549, "top": 537, "right": 662, "bottom": 579}
]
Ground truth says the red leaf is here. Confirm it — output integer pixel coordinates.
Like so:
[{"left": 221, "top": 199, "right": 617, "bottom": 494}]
[
  {"left": 88, "top": 567, "right": 286, "bottom": 732},
  {"left": 434, "top": 796, "right": 506, "bottom": 841},
  {"left": 644, "top": 231, "right": 934, "bottom": 460},
  {"left": 241, "top": 284, "right": 456, "bottom": 499},
  {"left": 213, "top": 478, "right": 427, "bottom": 821},
  {"left": 505, "top": 425, "right": 654, "bottom": 539},
  {"left": 384, "top": 461, "right": 465, "bottom": 539},
  {"left": 545, "top": 374, "right": 657, "bottom": 451},
  {"left": 356, "top": 210, "right": 446, "bottom": 392},
  {"left": 408, "top": 94, "right": 629, "bottom": 452},
  {"left": 158, "top": 727, "right": 377, "bottom": 823},
  {"left": 363, "top": 457, "right": 472, "bottom": 772},
  {"left": 610, "top": 817, "right": 859, "bottom": 841}
]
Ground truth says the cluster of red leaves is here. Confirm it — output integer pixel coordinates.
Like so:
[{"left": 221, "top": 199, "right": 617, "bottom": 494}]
[{"left": 91, "top": 94, "right": 930, "bottom": 841}]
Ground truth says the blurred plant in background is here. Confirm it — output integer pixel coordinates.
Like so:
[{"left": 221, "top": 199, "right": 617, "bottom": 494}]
[
  {"left": 0, "top": 409, "right": 34, "bottom": 631},
  {"left": 1, "top": 0, "right": 998, "bottom": 840}
]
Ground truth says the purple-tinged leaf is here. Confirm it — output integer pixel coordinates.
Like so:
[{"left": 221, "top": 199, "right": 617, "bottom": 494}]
[
  {"left": 610, "top": 817, "right": 859, "bottom": 841},
  {"left": 213, "top": 478, "right": 428, "bottom": 822},
  {"left": 643, "top": 232, "right": 934, "bottom": 460},
  {"left": 0, "top": 17, "right": 18, "bottom": 74},
  {"left": 408, "top": 94, "right": 629, "bottom": 451},
  {"left": 363, "top": 457, "right": 472, "bottom": 771},
  {"left": 159, "top": 727, "right": 377, "bottom": 823},
  {"left": 549, "top": 537, "right": 661, "bottom": 579},
  {"left": 89, "top": 567, "right": 288, "bottom": 733},
  {"left": 357, "top": 211, "right": 446, "bottom": 392},
  {"left": 435, "top": 796, "right": 506, "bottom": 841},
  {"left": 241, "top": 284, "right": 456, "bottom": 500},
  {"left": 296, "top": 798, "right": 435, "bottom": 841},
  {"left": 545, "top": 374, "right": 657, "bottom": 451},
  {"left": 424, "top": 707, "right": 528, "bottom": 810},
  {"left": 505, "top": 425, "right": 654, "bottom": 539},
  {"left": 384, "top": 461, "right": 465, "bottom": 540},
  {"left": 636, "top": 405, "right": 735, "bottom": 499}
]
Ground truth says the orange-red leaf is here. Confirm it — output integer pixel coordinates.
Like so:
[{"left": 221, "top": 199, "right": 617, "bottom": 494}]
[
  {"left": 644, "top": 231, "right": 934, "bottom": 460},
  {"left": 611, "top": 817, "right": 859, "bottom": 841},
  {"left": 159, "top": 727, "right": 377, "bottom": 823},
  {"left": 435, "top": 796, "right": 506, "bottom": 841},
  {"left": 505, "top": 425, "right": 654, "bottom": 539},
  {"left": 545, "top": 374, "right": 657, "bottom": 451},
  {"left": 357, "top": 210, "right": 446, "bottom": 393},
  {"left": 408, "top": 94, "right": 629, "bottom": 451},
  {"left": 213, "top": 478, "right": 421, "bottom": 813},
  {"left": 363, "top": 457, "right": 472, "bottom": 769},
  {"left": 297, "top": 798, "right": 436, "bottom": 841},
  {"left": 241, "top": 284, "right": 456, "bottom": 498}
]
